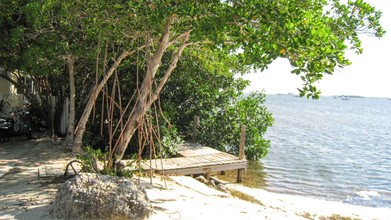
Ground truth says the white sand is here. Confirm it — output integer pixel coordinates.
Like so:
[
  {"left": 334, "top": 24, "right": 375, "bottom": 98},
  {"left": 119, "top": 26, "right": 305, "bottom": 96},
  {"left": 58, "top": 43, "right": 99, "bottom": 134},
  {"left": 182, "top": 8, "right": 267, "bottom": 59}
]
[
  {"left": 224, "top": 183, "right": 391, "bottom": 220},
  {"left": 141, "top": 175, "right": 391, "bottom": 220},
  {"left": 142, "top": 176, "right": 305, "bottom": 220},
  {"left": 1, "top": 139, "right": 390, "bottom": 220}
]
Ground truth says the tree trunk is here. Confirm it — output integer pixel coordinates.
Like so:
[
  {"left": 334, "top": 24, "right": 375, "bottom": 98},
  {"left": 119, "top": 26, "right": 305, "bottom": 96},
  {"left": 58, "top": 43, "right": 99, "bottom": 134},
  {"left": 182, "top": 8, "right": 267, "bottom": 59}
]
[
  {"left": 73, "top": 50, "right": 132, "bottom": 153},
  {"left": 73, "top": 15, "right": 187, "bottom": 158},
  {"left": 113, "top": 29, "right": 190, "bottom": 161},
  {"left": 65, "top": 56, "right": 76, "bottom": 149},
  {"left": 72, "top": 16, "right": 174, "bottom": 153},
  {"left": 113, "top": 89, "right": 150, "bottom": 160},
  {"left": 112, "top": 16, "right": 174, "bottom": 160}
]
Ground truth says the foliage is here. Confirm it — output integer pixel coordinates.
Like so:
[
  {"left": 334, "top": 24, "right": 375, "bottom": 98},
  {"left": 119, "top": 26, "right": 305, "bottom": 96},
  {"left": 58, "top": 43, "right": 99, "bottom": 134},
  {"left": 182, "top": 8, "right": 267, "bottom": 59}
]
[
  {"left": 159, "top": 126, "right": 182, "bottom": 158},
  {"left": 2, "top": 0, "right": 384, "bottom": 106},
  {"left": 159, "top": 50, "right": 248, "bottom": 137},
  {"left": 197, "top": 92, "right": 274, "bottom": 160},
  {"left": 76, "top": 146, "right": 105, "bottom": 173},
  {"left": 158, "top": 50, "right": 274, "bottom": 160},
  {"left": 0, "top": 0, "right": 385, "bottom": 162},
  {"left": 76, "top": 146, "right": 133, "bottom": 178},
  {"left": 1, "top": 0, "right": 385, "bottom": 100}
]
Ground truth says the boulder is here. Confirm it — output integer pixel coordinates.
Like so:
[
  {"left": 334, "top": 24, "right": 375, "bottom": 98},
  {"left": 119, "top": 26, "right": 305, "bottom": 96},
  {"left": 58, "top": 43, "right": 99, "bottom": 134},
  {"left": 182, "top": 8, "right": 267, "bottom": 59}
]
[{"left": 53, "top": 173, "right": 153, "bottom": 219}]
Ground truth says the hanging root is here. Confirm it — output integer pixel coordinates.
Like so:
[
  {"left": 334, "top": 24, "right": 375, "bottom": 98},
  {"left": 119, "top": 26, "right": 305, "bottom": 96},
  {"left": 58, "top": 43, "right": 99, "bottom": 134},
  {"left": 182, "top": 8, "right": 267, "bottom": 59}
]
[{"left": 64, "top": 160, "right": 82, "bottom": 179}]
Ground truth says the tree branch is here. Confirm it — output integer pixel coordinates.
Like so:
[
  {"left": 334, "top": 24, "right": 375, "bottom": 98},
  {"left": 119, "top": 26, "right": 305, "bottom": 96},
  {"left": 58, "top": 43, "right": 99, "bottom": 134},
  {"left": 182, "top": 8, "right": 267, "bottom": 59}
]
[
  {"left": 150, "top": 31, "right": 191, "bottom": 105},
  {"left": 166, "top": 30, "right": 192, "bottom": 49},
  {"left": 149, "top": 15, "right": 175, "bottom": 79}
]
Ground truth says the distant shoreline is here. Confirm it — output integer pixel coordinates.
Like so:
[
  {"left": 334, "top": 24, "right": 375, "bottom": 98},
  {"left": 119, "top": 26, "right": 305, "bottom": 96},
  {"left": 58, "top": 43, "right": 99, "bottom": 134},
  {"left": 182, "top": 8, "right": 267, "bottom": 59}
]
[{"left": 265, "top": 92, "right": 391, "bottom": 100}]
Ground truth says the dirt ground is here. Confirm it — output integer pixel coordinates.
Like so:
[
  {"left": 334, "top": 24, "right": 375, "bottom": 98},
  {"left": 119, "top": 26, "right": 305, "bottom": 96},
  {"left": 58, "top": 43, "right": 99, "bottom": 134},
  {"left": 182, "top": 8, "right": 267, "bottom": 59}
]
[{"left": 0, "top": 137, "right": 73, "bottom": 220}]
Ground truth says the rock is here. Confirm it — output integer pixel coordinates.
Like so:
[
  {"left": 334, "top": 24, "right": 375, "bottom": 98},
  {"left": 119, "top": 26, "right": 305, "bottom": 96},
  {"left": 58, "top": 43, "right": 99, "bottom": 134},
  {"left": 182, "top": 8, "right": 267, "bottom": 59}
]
[
  {"left": 209, "top": 179, "right": 216, "bottom": 188},
  {"left": 195, "top": 175, "right": 208, "bottom": 184},
  {"left": 53, "top": 173, "right": 153, "bottom": 219},
  {"left": 116, "top": 161, "right": 126, "bottom": 171},
  {"left": 216, "top": 184, "right": 229, "bottom": 193}
]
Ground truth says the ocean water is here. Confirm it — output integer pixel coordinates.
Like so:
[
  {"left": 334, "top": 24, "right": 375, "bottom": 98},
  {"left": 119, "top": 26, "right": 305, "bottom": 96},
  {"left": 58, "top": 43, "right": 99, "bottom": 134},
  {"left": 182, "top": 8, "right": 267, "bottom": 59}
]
[{"left": 259, "top": 94, "right": 391, "bottom": 208}]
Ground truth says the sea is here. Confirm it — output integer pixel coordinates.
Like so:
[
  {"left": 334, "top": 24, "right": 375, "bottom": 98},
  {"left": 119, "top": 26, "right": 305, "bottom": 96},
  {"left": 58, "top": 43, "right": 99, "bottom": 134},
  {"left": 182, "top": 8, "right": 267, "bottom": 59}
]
[{"left": 256, "top": 94, "right": 391, "bottom": 208}]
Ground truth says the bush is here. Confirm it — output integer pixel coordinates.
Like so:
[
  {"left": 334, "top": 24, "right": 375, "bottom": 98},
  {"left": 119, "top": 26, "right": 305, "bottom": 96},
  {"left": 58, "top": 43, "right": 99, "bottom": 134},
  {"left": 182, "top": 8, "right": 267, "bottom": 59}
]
[
  {"left": 198, "top": 92, "right": 274, "bottom": 160},
  {"left": 77, "top": 146, "right": 133, "bottom": 178},
  {"left": 159, "top": 126, "right": 182, "bottom": 158}
]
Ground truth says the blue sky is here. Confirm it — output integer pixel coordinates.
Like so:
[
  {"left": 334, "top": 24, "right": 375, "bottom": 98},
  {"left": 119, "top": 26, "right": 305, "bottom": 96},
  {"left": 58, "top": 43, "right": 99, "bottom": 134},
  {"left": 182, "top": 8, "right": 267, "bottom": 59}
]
[{"left": 245, "top": 0, "right": 391, "bottom": 98}]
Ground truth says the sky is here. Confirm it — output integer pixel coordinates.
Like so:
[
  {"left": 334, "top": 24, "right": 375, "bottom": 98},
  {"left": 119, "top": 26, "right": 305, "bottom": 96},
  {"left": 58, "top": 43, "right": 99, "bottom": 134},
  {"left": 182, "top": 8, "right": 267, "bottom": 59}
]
[{"left": 244, "top": 0, "right": 391, "bottom": 98}]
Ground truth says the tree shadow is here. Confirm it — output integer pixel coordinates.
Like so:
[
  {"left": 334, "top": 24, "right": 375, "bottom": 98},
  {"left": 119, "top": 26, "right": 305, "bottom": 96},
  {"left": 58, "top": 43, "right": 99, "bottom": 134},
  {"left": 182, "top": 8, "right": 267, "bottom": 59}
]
[
  {"left": 0, "top": 138, "right": 71, "bottom": 220},
  {"left": 13, "top": 203, "right": 56, "bottom": 220}
]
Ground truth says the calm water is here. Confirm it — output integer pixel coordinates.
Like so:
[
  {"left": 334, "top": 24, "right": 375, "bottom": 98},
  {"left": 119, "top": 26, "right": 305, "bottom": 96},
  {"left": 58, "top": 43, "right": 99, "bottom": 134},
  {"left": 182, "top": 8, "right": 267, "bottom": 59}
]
[{"left": 258, "top": 94, "right": 391, "bottom": 207}]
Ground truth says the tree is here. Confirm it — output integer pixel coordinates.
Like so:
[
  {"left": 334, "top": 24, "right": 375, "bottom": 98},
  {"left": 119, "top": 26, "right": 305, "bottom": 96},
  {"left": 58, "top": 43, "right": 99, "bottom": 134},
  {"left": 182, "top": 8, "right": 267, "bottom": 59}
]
[
  {"left": 159, "top": 51, "right": 273, "bottom": 160},
  {"left": 64, "top": 56, "right": 76, "bottom": 149},
  {"left": 199, "top": 92, "right": 273, "bottom": 160},
  {"left": 0, "top": 0, "right": 137, "bottom": 139},
  {"left": 107, "top": 0, "right": 384, "bottom": 162},
  {"left": 1, "top": 0, "right": 385, "bottom": 164},
  {"left": 0, "top": 1, "right": 87, "bottom": 135},
  {"left": 0, "top": 0, "right": 68, "bottom": 133}
]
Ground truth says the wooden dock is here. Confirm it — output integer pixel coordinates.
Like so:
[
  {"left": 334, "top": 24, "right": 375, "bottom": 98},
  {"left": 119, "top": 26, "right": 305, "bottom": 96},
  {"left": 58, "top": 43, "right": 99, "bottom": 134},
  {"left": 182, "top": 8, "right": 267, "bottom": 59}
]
[{"left": 126, "top": 143, "right": 248, "bottom": 182}]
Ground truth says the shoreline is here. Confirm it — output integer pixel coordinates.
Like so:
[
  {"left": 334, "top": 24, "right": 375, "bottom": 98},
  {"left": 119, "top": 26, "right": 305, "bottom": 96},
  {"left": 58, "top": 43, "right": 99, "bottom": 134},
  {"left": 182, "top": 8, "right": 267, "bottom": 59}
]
[
  {"left": 223, "top": 182, "right": 391, "bottom": 220},
  {"left": 143, "top": 175, "right": 391, "bottom": 220},
  {"left": 214, "top": 168, "right": 390, "bottom": 210},
  {"left": 1, "top": 138, "right": 390, "bottom": 219}
]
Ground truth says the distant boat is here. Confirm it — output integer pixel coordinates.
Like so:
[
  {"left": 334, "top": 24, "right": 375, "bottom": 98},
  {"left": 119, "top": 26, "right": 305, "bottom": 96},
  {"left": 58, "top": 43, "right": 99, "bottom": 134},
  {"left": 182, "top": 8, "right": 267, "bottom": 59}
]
[{"left": 341, "top": 96, "right": 350, "bottom": 100}]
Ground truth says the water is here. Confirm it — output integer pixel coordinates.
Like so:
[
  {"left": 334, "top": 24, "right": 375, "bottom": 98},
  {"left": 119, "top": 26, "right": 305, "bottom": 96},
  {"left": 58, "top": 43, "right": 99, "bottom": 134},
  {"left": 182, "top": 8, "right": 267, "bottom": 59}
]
[{"left": 259, "top": 94, "right": 391, "bottom": 208}]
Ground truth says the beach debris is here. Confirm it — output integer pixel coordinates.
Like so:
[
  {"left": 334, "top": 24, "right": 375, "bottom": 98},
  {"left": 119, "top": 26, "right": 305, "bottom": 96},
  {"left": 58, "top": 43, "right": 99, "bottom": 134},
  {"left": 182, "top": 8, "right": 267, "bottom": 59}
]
[
  {"left": 209, "top": 179, "right": 217, "bottom": 188},
  {"left": 53, "top": 173, "right": 153, "bottom": 219},
  {"left": 195, "top": 175, "right": 208, "bottom": 184},
  {"left": 216, "top": 184, "right": 229, "bottom": 193}
]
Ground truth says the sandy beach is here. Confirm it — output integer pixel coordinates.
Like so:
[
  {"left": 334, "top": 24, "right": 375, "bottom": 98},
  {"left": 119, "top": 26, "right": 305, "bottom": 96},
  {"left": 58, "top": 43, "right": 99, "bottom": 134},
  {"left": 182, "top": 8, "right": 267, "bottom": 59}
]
[{"left": 1, "top": 138, "right": 390, "bottom": 220}]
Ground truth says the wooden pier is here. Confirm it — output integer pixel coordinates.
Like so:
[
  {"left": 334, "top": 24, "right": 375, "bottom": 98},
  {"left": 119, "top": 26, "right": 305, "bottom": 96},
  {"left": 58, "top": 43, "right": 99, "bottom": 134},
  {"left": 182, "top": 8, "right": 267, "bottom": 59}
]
[
  {"left": 125, "top": 142, "right": 247, "bottom": 182},
  {"left": 124, "top": 122, "right": 248, "bottom": 182}
]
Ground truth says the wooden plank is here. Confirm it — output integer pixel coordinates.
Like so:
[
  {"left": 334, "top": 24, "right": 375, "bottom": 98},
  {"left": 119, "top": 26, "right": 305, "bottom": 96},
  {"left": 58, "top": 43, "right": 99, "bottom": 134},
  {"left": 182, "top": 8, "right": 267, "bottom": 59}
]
[
  {"left": 153, "top": 158, "right": 246, "bottom": 171},
  {"left": 140, "top": 155, "right": 245, "bottom": 170},
  {"left": 178, "top": 143, "right": 223, "bottom": 156},
  {"left": 38, "top": 165, "right": 63, "bottom": 178},
  {"left": 121, "top": 143, "right": 248, "bottom": 177},
  {"left": 178, "top": 148, "right": 220, "bottom": 157},
  {"left": 155, "top": 161, "right": 248, "bottom": 175}
]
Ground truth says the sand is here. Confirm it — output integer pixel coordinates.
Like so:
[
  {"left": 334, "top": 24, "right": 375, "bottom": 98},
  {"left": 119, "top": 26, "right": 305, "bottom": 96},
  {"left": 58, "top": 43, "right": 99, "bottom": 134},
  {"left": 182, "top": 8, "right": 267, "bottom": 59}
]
[{"left": 0, "top": 138, "right": 390, "bottom": 220}]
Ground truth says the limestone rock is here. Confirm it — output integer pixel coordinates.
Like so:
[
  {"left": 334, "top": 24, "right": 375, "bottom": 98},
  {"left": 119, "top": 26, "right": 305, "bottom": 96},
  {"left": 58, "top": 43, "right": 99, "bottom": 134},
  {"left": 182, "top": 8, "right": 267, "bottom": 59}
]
[
  {"left": 53, "top": 173, "right": 153, "bottom": 219},
  {"left": 216, "top": 183, "right": 229, "bottom": 193},
  {"left": 209, "top": 179, "right": 216, "bottom": 188},
  {"left": 195, "top": 175, "right": 208, "bottom": 184}
]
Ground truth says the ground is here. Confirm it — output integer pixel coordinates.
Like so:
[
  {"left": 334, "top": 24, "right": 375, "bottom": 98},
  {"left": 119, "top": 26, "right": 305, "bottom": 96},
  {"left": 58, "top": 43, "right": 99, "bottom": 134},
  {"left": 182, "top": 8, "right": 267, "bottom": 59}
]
[
  {"left": 0, "top": 137, "right": 72, "bottom": 219},
  {"left": 1, "top": 138, "right": 390, "bottom": 220}
]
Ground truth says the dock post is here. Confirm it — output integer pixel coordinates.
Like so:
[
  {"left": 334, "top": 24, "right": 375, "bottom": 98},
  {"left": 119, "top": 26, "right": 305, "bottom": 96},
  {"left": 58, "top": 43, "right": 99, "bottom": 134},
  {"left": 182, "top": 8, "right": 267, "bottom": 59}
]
[
  {"left": 237, "top": 125, "right": 246, "bottom": 183},
  {"left": 192, "top": 115, "right": 200, "bottom": 143}
]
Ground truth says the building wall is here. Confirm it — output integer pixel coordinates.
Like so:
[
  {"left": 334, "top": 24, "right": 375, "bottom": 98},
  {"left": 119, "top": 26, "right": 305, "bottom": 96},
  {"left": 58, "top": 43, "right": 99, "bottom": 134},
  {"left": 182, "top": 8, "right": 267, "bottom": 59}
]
[
  {"left": 0, "top": 67, "right": 26, "bottom": 115},
  {"left": 0, "top": 67, "right": 12, "bottom": 94}
]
